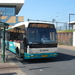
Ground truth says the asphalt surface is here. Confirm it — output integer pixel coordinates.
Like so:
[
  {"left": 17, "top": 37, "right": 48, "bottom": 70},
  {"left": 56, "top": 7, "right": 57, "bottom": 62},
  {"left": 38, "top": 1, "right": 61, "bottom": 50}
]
[{"left": 6, "top": 47, "right": 75, "bottom": 75}]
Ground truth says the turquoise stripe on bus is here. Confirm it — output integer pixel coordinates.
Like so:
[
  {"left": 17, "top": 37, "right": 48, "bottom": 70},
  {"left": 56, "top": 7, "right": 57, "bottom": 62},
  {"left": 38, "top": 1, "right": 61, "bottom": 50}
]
[
  {"left": 24, "top": 52, "right": 58, "bottom": 59},
  {"left": 5, "top": 41, "right": 16, "bottom": 53},
  {"left": 9, "top": 41, "right": 16, "bottom": 53}
]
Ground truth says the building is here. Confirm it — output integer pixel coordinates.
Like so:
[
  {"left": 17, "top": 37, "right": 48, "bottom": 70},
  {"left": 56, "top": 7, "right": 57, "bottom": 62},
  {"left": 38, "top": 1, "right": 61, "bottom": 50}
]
[
  {"left": 0, "top": 0, "right": 24, "bottom": 27},
  {"left": 0, "top": 0, "right": 24, "bottom": 48},
  {"left": 69, "top": 21, "right": 75, "bottom": 46}
]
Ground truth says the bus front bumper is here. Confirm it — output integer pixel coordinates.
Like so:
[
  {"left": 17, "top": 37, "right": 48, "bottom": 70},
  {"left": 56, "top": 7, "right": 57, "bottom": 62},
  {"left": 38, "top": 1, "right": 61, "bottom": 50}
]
[{"left": 24, "top": 52, "right": 58, "bottom": 59}]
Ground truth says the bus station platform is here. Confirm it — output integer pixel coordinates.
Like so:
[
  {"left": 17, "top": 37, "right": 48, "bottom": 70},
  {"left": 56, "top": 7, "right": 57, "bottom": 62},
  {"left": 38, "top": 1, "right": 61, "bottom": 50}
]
[
  {"left": 0, "top": 50, "right": 27, "bottom": 75},
  {"left": 0, "top": 45, "right": 75, "bottom": 75}
]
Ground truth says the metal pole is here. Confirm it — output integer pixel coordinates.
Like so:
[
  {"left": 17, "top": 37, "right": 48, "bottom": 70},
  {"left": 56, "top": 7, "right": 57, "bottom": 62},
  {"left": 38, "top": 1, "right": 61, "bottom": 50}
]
[
  {"left": 69, "top": 14, "right": 70, "bottom": 30},
  {"left": 0, "top": 11, "right": 5, "bottom": 62},
  {"left": 3, "top": 25, "right": 5, "bottom": 63},
  {"left": 69, "top": 14, "right": 75, "bottom": 30},
  {"left": 56, "top": 22, "right": 58, "bottom": 30},
  {"left": 0, "top": 15, "right": 1, "bottom": 49}
]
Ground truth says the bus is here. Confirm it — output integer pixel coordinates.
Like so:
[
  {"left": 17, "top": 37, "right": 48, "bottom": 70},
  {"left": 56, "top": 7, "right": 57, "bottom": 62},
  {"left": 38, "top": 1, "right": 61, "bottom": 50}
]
[{"left": 5, "top": 21, "right": 58, "bottom": 59}]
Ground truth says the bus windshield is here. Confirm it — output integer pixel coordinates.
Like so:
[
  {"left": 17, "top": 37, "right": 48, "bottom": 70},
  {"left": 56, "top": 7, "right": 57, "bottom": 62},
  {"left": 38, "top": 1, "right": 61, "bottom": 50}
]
[{"left": 27, "top": 28, "right": 57, "bottom": 44}]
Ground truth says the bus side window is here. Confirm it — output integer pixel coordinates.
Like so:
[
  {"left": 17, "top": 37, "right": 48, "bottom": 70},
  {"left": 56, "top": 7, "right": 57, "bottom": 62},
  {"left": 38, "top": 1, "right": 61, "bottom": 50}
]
[
  {"left": 50, "top": 32, "right": 55, "bottom": 40},
  {"left": 6, "top": 32, "right": 10, "bottom": 41},
  {"left": 18, "top": 34, "right": 23, "bottom": 41},
  {"left": 7, "top": 32, "right": 16, "bottom": 41},
  {"left": 9, "top": 32, "right": 13, "bottom": 41}
]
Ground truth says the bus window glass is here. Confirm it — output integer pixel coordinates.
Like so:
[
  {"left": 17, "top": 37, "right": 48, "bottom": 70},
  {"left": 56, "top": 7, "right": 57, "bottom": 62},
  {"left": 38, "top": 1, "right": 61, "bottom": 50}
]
[
  {"left": 27, "top": 28, "right": 56, "bottom": 44},
  {"left": 50, "top": 32, "right": 55, "bottom": 41},
  {"left": 27, "top": 29, "right": 39, "bottom": 44},
  {"left": 7, "top": 28, "right": 26, "bottom": 41}
]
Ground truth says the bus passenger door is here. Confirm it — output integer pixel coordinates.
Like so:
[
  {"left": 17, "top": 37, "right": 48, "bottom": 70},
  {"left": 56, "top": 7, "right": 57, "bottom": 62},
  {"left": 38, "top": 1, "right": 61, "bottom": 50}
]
[
  {"left": 20, "top": 35, "right": 27, "bottom": 58},
  {"left": 20, "top": 41, "right": 25, "bottom": 58}
]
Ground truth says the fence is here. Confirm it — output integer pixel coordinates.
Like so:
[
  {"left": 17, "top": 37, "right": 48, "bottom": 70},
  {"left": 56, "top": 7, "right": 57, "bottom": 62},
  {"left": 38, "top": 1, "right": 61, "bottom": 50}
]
[
  {"left": 57, "top": 32, "right": 73, "bottom": 46},
  {"left": 54, "top": 22, "right": 73, "bottom": 30}
]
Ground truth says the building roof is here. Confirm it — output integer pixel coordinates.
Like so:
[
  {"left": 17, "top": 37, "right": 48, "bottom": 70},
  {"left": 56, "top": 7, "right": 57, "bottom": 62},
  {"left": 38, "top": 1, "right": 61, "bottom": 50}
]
[{"left": 0, "top": 0, "right": 24, "bottom": 14}]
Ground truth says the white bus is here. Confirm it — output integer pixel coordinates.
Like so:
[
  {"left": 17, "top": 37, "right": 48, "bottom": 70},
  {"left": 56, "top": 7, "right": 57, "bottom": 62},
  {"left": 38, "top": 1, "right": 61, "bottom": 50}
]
[{"left": 5, "top": 21, "right": 58, "bottom": 59}]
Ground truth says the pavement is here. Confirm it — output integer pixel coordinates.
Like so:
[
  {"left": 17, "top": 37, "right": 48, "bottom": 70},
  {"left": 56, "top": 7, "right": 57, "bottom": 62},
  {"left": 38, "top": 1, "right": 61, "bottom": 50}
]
[
  {"left": 0, "top": 50, "right": 27, "bottom": 75},
  {"left": 0, "top": 45, "right": 75, "bottom": 75},
  {"left": 58, "top": 45, "right": 75, "bottom": 50}
]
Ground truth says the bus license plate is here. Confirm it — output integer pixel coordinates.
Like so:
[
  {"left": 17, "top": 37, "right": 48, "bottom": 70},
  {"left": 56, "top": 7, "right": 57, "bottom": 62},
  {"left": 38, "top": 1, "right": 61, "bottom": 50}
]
[{"left": 41, "top": 55, "right": 48, "bottom": 57}]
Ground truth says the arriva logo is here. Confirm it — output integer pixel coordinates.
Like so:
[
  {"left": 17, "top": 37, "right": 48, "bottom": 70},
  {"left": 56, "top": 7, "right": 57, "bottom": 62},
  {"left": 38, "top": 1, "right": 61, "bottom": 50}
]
[{"left": 40, "top": 49, "right": 49, "bottom": 52}]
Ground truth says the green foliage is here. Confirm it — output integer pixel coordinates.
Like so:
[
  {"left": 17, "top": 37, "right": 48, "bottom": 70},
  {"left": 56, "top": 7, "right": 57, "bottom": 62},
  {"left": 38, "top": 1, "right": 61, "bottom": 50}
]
[{"left": 57, "top": 30, "right": 73, "bottom": 33}]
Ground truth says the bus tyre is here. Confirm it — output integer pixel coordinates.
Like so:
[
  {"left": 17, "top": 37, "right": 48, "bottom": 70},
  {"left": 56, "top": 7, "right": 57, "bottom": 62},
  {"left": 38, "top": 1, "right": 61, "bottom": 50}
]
[{"left": 16, "top": 47, "right": 19, "bottom": 57}]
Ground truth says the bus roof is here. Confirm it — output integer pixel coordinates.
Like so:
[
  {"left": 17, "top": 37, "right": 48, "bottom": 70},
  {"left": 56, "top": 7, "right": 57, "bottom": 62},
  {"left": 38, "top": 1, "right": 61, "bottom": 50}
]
[
  {"left": 11, "top": 21, "right": 54, "bottom": 28},
  {"left": 7, "top": 21, "right": 54, "bottom": 31}
]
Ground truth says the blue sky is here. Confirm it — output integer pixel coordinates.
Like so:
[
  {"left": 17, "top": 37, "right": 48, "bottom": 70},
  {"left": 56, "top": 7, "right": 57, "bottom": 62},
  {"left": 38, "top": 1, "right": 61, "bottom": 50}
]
[{"left": 18, "top": 0, "right": 75, "bottom": 23}]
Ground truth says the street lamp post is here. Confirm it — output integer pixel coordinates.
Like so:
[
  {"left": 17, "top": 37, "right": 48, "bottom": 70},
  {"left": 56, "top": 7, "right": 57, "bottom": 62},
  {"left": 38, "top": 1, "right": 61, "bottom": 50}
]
[{"left": 69, "top": 14, "right": 75, "bottom": 30}]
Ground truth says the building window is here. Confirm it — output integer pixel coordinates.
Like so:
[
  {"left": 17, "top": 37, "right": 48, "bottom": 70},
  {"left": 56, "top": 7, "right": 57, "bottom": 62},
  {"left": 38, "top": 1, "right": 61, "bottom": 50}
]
[
  {"left": 6, "top": 7, "right": 15, "bottom": 15},
  {"left": 0, "top": 7, "right": 5, "bottom": 15},
  {"left": 0, "top": 7, "right": 15, "bottom": 16}
]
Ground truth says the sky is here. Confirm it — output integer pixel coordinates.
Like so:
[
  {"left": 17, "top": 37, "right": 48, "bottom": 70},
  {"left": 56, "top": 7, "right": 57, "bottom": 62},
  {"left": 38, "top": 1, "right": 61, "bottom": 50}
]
[{"left": 18, "top": 0, "right": 75, "bottom": 23}]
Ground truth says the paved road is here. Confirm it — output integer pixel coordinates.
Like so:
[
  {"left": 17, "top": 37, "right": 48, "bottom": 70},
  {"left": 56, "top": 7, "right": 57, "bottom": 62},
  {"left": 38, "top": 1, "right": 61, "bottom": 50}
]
[{"left": 6, "top": 48, "right": 75, "bottom": 75}]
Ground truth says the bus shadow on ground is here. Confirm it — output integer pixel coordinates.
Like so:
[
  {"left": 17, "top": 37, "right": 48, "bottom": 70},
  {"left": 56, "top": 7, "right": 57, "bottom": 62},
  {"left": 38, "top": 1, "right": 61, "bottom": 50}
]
[
  {"left": 6, "top": 50, "right": 75, "bottom": 64},
  {"left": 1, "top": 72, "right": 17, "bottom": 75},
  {"left": 23, "top": 52, "right": 75, "bottom": 64},
  {"left": 54, "top": 52, "right": 75, "bottom": 62}
]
